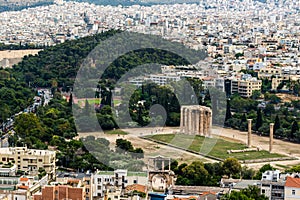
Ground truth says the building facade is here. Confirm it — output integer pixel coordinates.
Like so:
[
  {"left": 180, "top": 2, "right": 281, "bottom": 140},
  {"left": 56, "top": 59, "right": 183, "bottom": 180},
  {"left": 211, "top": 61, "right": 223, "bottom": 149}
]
[
  {"left": 285, "top": 177, "right": 300, "bottom": 200},
  {"left": 0, "top": 147, "right": 56, "bottom": 179}
]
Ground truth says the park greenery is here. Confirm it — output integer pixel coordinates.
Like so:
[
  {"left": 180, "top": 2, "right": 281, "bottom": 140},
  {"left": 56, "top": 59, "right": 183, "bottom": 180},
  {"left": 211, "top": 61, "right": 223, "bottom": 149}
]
[
  {"left": 221, "top": 185, "right": 268, "bottom": 200},
  {"left": 171, "top": 159, "right": 272, "bottom": 187},
  {"left": 0, "top": 72, "right": 34, "bottom": 123},
  {"left": 147, "top": 134, "right": 285, "bottom": 161},
  {"left": 9, "top": 92, "right": 145, "bottom": 171},
  {"left": 225, "top": 89, "right": 300, "bottom": 142},
  {"left": 1, "top": 28, "right": 300, "bottom": 175}
]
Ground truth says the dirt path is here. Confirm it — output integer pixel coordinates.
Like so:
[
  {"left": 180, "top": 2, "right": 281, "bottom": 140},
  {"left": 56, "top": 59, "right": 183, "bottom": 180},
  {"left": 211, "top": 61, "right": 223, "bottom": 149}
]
[
  {"left": 211, "top": 126, "right": 300, "bottom": 169},
  {"left": 78, "top": 127, "right": 217, "bottom": 165},
  {"left": 78, "top": 126, "right": 300, "bottom": 169}
]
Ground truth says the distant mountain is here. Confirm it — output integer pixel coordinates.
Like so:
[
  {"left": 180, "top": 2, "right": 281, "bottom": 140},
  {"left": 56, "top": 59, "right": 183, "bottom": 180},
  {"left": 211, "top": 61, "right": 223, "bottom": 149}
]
[
  {"left": 65, "top": 0, "right": 200, "bottom": 6},
  {"left": 0, "top": 0, "right": 54, "bottom": 12},
  {"left": 66, "top": 0, "right": 269, "bottom": 6}
]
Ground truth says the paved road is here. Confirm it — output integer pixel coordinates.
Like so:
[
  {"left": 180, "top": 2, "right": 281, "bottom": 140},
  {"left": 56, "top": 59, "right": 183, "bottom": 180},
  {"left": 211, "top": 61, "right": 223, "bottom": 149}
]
[{"left": 0, "top": 88, "right": 52, "bottom": 147}]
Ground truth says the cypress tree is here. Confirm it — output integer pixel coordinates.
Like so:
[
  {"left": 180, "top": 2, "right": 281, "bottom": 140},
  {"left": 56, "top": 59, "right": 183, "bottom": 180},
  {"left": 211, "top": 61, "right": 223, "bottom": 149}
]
[
  {"left": 256, "top": 108, "right": 263, "bottom": 131},
  {"left": 68, "top": 93, "right": 73, "bottom": 107},
  {"left": 241, "top": 113, "right": 247, "bottom": 123},
  {"left": 291, "top": 120, "right": 299, "bottom": 139},
  {"left": 225, "top": 99, "right": 232, "bottom": 126},
  {"left": 274, "top": 115, "right": 281, "bottom": 135}
]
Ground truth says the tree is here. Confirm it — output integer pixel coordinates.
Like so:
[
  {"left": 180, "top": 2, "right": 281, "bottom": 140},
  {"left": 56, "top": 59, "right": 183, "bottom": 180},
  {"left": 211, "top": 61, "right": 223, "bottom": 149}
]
[
  {"left": 116, "top": 139, "right": 134, "bottom": 153},
  {"left": 84, "top": 99, "right": 91, "bottom": 115},
  {"left": 274, "top": 115, "right": 281, "bottom": 135},
  {"left": 256, "top": 109, "right": 263, "bottom": 131},
  {"left": 14, "top": 113, "right": 45, "bottom": 138},
  {"left": 68, "top": 93, "right": 73, "bottom": 107},
  {"left": 235, "top": 52, "right": 244, "bottom": 59},
  {"left": 222, "top": 158, "right": 241, "bottom": 178},
  {"left": 240, "top": 113, "right": 248, "bottom": 131},
  {"left": 177, "top": 161, "right": 209, "bottom": 186},
  {"left": 222, "top": 186, "right": 268, "bottom": 200},
  {"left": 225, "top": 99, "right": 232, "bottom": 127},
  {"left": 290, "top": 121, "right": 299, "bottom": 139},
  {"left": 264, "top": 104, "right": 275, "bottom": 116},
  {"left": 241, "top": 166, "right": 255, "bottom": 180},
  {"left": 251, "top": 90, "right": 261, "bottom": 100}
]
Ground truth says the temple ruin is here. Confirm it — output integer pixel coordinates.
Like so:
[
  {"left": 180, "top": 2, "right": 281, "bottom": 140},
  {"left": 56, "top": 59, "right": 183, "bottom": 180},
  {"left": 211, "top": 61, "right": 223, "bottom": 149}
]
[{"left": 180, "top": 105, "right": 212, "bottom": 136}]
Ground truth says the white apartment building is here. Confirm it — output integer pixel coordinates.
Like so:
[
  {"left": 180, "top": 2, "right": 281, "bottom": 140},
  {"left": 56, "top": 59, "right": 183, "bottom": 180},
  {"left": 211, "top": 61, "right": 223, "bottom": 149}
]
[
  {"left": 129, "top": 74, "right": 181, "bottom": 87},
  {"left": 93, "top": 169, "right": 147, "bottom": 199},
  {"left": 262, "top": 170, "right": 281, "bottom": 182}
]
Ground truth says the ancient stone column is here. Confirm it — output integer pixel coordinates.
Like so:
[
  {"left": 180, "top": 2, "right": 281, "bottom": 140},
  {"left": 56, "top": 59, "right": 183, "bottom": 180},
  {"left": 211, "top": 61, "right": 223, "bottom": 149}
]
[
  {"left": 184, "top": 108, "right": 188, "bottom": 134},
  {"left": 269, "top": 123, "right": 274, "bottom": 153},
  {"left": 191, "top": 110, "right": 195, "bottom": 134},
  {"left": 200, "top": 109, "right": 204, "bottom": 135},
  {"left": 207, "top": 111, "right": 212, "bottom": 137},
  {"left": 188, "top": 108, "right": 192, "bottom": 134},
  {"left": 247, "top": 119, "right": 252, "bottom": 147},
  {"left": 180, "top": 107, "right": 184, "bottom": 133},
  {"left": 203, "top": 112, "right": 207, "bottom": 136},
  {"left": 195, "top": 110, "right": 200, "bottom": 135}
]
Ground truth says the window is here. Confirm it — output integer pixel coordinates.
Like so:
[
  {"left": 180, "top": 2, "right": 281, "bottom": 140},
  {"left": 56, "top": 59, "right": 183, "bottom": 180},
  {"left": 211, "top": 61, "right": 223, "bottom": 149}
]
[
  {"left": 292, "top": 190, "right": 296, "bottom": 195},
  {"left": 2, "top": 158, "right": 5, "bottom": 161},
  {"left": 38, "top": 159, "right": 42, "bottom": 162},
  {"left": 86, "top": 188, "right": 89, "bottom": 193},
  {"left": 262, "top": 189, "right": 265, "bottom": 194}
]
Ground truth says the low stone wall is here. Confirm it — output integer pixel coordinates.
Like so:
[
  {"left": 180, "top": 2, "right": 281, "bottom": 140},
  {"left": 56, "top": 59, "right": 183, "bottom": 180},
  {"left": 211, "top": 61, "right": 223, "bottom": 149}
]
[
  {"left": 227, "top": 147, "right": 260, "bottom": 154},
  {"left": 142, "top": 135, "right": 297, "bottom": 164},
  {"left": 241, "top": 157, "right": 297, "bottom": 164}
]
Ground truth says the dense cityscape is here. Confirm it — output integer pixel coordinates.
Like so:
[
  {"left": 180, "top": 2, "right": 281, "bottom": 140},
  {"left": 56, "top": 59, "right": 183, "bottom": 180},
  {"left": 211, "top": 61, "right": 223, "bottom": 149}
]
[{"left": 0, "top": 0, "right": 300, "bottom": 200}]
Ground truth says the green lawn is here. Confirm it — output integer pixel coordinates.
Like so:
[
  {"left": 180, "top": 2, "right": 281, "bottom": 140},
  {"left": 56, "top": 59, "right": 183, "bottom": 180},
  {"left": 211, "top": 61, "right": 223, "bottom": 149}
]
[
  {"left": 104, "top": 129, "right": 128, "bottom": 135},
  {"left": 147, "top": 134, "right": 285, "bottom": 161},
  {"left": 78, "top": 99, "right": 121, "bottom": 106}
]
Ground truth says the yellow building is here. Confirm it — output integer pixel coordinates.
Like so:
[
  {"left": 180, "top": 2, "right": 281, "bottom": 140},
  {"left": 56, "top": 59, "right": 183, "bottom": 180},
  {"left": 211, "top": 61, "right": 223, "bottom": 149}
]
[
  {"left": 238, "top": 78, "right": 262, "bottom": 98},
  {"left": 258, "top": 67, "right": 282, "bottom": 79},
  {"left": 0, "top": 147, "right": 56, "bottom": 180}
]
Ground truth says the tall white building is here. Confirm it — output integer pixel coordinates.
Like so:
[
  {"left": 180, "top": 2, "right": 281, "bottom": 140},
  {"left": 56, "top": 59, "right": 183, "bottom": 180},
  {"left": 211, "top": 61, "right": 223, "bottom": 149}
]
[{"left": 93, "top": 169, "right": 147, "bottom": 198}]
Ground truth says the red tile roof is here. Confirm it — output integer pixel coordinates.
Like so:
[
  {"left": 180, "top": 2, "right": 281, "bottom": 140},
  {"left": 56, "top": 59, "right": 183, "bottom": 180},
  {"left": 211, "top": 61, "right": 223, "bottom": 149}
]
[
  {"left": 18, "top": 185, "right": 29, "bottom": 190},
  {"left": 171, "top": 196, "right": 198, "bottom": 200},
  {"left": 201, "top": 191, "right": 216, "bottom": 196},
  {"left": 20, "top": 177, "right": 29, "bottom": 181},
  {"left": 125, "top": 184, "right": 147, "bottom": 193},
  {"left": 285, "top": 177, "right": 300, "bottom": 188}
]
